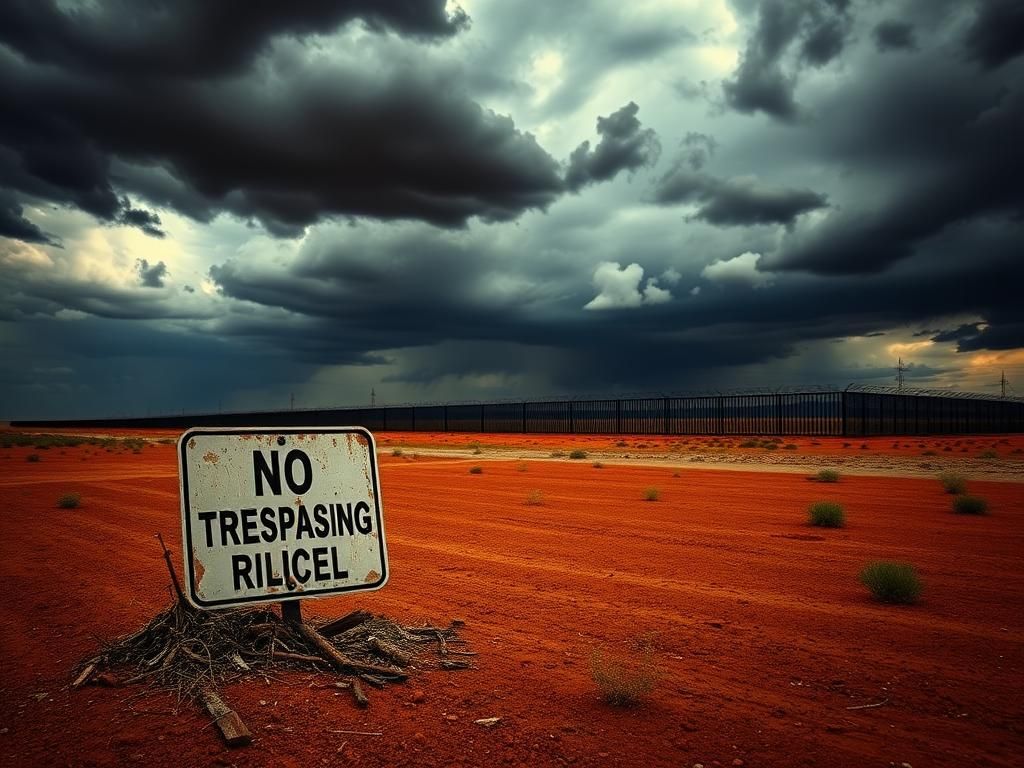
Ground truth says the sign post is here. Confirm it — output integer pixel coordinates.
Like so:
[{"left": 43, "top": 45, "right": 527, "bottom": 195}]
[{"left": 177, "top": 427, "right": 388, "bottom": 615}]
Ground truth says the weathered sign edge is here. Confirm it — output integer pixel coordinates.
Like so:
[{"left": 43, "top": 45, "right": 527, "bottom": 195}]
[{"left": 176, "top": 425, "right": 389, "bottom": 611}]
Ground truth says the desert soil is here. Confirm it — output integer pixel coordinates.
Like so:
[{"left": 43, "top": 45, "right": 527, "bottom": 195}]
[{"left": 0, "top": 432, "right": 1022, "bottom": 767}]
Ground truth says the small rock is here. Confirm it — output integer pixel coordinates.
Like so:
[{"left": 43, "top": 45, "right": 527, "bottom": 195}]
[
  {"left": 445, "top": 714, "right": 459, "bottom": 722},
  {"left": 732, "top": 760, "right": 745, "bottom": 767},
  {"left": 410, "top": 690, "right": 426, "bottom": 704},
  {"left": 475, "top": 717, "right": 502, "bottom": 728}
]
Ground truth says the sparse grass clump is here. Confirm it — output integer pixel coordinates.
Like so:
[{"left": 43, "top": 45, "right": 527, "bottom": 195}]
[
  {"left": 589, "top": 641, "right": 659, "bottom": 707},
  {"left": 813, "top": 469, "right": 840, "bottom": 483},
  {"left": 468, "top": 466, "right": 483, "bottom": 474},
  {"left": 26, "top": 453, "right": 40, "bottom": 462},
  {"left": 516, "top": 461, "right": 529, "bottom": 472},
  {"left": 549, "top": 450, "right": 564, "bottom": 458},
  {"left": 953, "top": 495, "right": 988, "bottom": 515},
  {"left": 979, "top": 450, "right": 998, "bottom": 459},
  {"left": 783, "top": 443, "right": 798, "bottom": 450},
  {"left": 470, "top": 442, "right": 483, "bottom": 455},
  {"left": 938, "top": 471, "right": 967, "bottom": 494},
  {"left": 57, "top": 493, "right": 81, "bottom": 509},
  {"left": 921, "top": 450, "right": 937, "bottom": 456},
  {"left": 525, "top": 490, "right": 544, "bottom": 506},
  {"left": 391, "top": 447, "right": 404, "bottom": 457},
  {"left": 859, "top": 561, "right": 922, "bottom": 604},
  {"left": 568, "top": 449, "right": 588, "bottom": 460},
  {"left": 643, "top": 486, "right": 660, "bottom": 502},
  {"left": 592, "top": 461, "right": 604, "bottom": 469},
  {"left": 808, "top": 501, "right": 845, "bottom": 528}
]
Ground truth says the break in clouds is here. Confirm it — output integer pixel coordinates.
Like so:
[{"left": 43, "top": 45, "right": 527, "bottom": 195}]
[{"left": 1, "top": 0, "right": 1023, "bottom": 418}]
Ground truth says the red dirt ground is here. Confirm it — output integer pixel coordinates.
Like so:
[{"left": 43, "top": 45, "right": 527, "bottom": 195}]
[{"left": 1, "top": 436, "right": 1022, "bottom": 768}]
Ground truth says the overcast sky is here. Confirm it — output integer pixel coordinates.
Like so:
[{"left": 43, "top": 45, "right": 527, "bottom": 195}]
[{"left": 2, "top": 0, "right": 1023, "bottom": 419}]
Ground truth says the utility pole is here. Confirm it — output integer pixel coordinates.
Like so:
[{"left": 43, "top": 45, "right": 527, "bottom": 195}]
[
  {"left": 370, "top": 387, "right": 376, "bottom": 407},
  {"left": 896, "top": 357, "right": 907, "bottom": 391},
  {"left": 290, "top": 392, "right": 295, "bottom": 410},
  {"left": 1001, "top": 370, "right": 1008, "bottom": 398}
]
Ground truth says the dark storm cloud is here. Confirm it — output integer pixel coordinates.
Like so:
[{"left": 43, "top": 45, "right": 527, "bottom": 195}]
[
  {"left": 723, "top": 0, "right": 852, "bottom": 120},
  {"left": 654, "top": 163, "right": 827, "bottom": 227},
  {"left": 873, "top": 20, "right": 916, "bottom": 52},
  {"left": 964, "top": 0, "right": 1024, "bottom": 69},
  {"left": 119, "top": 203, "right": 165, "bottom": 239},
  {"left": 931, "top": 323, "right": 984, "bottom": 344},
  {"left": 136, "top": 259, "right": 168, "bottom": 288},
  {"left": 0, "top": 4, "right": 564, "bottom": 236},
  {"left": 764, "top": 45, "right": 1024, "bottom": 274},
  {"left": 565, "top": 103, "right": 660, "bottom": 192},
  {"left": 0, "top": 0, "right": 466, "bottom": 78},
  {"left": 0, "top": 191, "right": 57, "bottom": 245}
]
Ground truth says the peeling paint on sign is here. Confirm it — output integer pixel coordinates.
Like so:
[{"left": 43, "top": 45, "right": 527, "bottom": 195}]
[{"left": 178, "top": 427, "right": 388, "bottom": 610}]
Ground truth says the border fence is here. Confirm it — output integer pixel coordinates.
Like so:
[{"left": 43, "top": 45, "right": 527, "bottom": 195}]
[{"left": 12, "top": 385, "right": 1024, "bottom": 436}]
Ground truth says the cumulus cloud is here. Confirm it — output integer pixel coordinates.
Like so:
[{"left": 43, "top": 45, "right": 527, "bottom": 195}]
[
  {"left": 565, "top": 102, "right": 660, "bottom": 192},
  {"left": 723, "top": 0, "right": 853, "bottom": 120},
  {"left": 700, "top": 252, "right": 772, "bottom": 289},
  {"left": 0, "top": 7, "right": 562, "bottom": 235},
  {"left": 0, "top": 191, "right": 58, "bottom": 246},
  {"left": 655, "top": 162, "right": 827, "bottom": 227},
  {"left": 136, "top": 259, "right": 168, "bottom": 288},
  {"left": 584, "top": 262, "right": 671, "bottom": 310}
]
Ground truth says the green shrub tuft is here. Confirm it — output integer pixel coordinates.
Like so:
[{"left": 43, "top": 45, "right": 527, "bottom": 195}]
[
  {"left": 859, "top": 561, "right": 922, "bottom": 604},
  {"left": 643, "top": 487, "right": 660, "bottom": 502},
  {"left": 814, "top": 469, "right": 840, "bottom": 483},
  {"left": 953, "top": 495, "right": 988, "bottom": 515},
  {"left": 808, "top": 501, "right": 845, "bottom": 527},
  {"left": 568, "top": 449, "right": 588, "bottom": 460}
]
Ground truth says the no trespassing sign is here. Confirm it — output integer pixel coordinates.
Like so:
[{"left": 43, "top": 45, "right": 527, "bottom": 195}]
[{"left": 178, "top": 427, "right": 388, "bottom": 610}]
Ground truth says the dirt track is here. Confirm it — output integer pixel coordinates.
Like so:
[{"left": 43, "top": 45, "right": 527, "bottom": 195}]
[{"left": 0, "top": 436, "right": 1022, "bottom": 767}]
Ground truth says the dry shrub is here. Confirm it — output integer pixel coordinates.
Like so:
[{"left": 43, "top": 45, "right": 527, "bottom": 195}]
[
  {"left": 391, "top": 448, "right": 403, "bottom": 457},
  {"left": 814, "top": 469, "right": 840, "bottom": 483},
  {"left": 525, "top": 489, "right": 544, "bottom": 506},
  {"left": 589, "top": 638, "right": 659, "bottom": 707},
  {"left": 569, "top": 449, "right": 588, "bottom": 460},
  {"left": 953, "top": 495, "right": 988, "bottom": 515},
  {"left": 26, "top": 453, "right": 41, "bottom": 462},
  {"left": 938, "top": 471, "right": 967, "bottom": 494},
  {"left": 643, "top": 487, "right": 660, "bottom": 502},
  {"left": 469, "top": 466, "right": 483, "bottom": 475},
  {"left": 516, "top": 461, "right": 529, "bottom": 472},
  {"left": 57, "top": 493, "right": 81, "bottom": 509},
  {"left": 592, "top": 461, "right": 604, "bottom": 469}
]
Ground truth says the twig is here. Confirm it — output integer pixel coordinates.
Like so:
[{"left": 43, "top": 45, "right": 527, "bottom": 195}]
[
  {"left": 155, "top": 533, "right": 186, "bottom": 604},
  {"left": 329, "top": 730, "right": 382, "bottom": 736},
  {"left": 845, "top": 698, "right": 889, "bottom": 710}
]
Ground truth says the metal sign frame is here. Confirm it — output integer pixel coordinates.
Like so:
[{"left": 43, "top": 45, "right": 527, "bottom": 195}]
[{"left": 178, "top": 426, "right": 388, "bottom": 610}]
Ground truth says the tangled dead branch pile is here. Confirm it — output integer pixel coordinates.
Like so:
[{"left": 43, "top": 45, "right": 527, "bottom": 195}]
[{"left": 72, "top": 536, "right": 472, "bottom": 746}]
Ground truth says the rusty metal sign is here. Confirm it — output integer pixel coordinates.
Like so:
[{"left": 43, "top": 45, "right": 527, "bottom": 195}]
[{"left": 178, "top": 427, "right": 387, "bottom": 610}]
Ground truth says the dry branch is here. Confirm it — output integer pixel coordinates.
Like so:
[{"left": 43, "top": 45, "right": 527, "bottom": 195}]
[
  {"left": 201, "top": 689, "right": 252, "bottom": 747},
  {"left": 320, "top": 609, "right": 372, "bottom": 637},
  {"left": 351, "top": 679, "right": 369, "bottom": 708}
]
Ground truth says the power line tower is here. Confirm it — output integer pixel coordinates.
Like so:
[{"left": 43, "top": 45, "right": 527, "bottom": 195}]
[{"left": 896, "top": 357, "right": 907, "bottom": 391}]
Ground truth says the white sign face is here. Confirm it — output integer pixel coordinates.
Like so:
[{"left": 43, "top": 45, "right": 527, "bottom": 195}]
[{"left": 178, "top": 427, "right": 387, "bottom": 609}]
